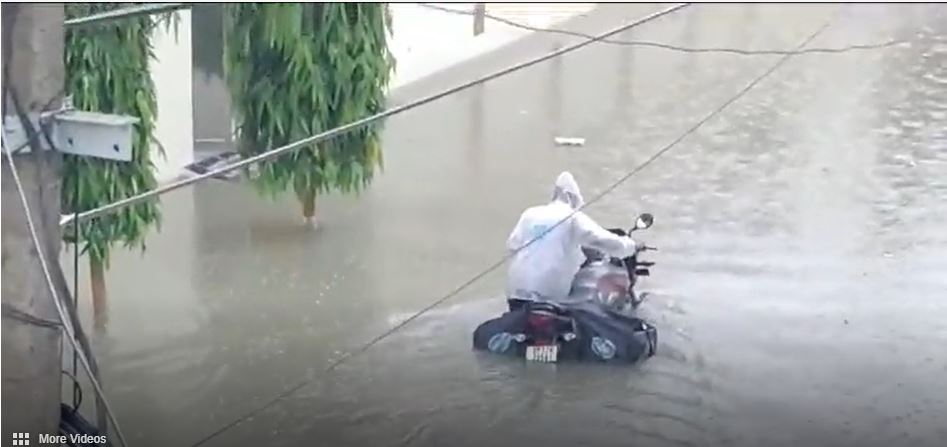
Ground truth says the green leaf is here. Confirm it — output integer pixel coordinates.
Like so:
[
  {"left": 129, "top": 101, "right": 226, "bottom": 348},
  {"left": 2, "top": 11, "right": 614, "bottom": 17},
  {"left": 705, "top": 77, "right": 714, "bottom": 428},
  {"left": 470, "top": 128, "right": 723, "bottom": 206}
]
[
  {"left": 63, "top": 3, "right": 162, "bottom": 269},
  {"left": 223, "top": 3, "right": 392, "bottom": 205}
]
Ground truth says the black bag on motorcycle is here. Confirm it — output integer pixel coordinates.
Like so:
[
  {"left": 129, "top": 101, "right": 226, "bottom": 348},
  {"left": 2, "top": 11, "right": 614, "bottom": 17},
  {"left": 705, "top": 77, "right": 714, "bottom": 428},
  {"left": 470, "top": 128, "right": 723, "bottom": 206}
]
[{"left": 568, "top": 304, "right": 657, "bottom": 363}]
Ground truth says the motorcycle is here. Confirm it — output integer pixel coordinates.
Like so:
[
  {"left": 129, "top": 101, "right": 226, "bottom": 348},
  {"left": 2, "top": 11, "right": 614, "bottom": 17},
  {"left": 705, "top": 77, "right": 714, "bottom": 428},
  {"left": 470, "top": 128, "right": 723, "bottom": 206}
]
[
  {"left": 575, "top": 212, "right": 658, "bottom": 314},
  {"left": 472, "top": 213, "right": 658, "bottom": 364}
]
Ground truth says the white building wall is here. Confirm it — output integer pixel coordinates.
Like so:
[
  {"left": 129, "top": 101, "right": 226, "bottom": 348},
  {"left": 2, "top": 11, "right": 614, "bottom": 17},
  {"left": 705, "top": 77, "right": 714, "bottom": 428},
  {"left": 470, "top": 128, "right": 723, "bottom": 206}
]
[{"left": 149, "top": 10, "right": 194, "bottom": 183}]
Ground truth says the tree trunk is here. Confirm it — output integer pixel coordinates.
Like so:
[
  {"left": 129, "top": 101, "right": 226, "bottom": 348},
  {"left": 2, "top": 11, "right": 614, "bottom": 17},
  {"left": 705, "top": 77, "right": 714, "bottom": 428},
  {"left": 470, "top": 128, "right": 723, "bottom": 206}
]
[
  {"left": 300, "top": 189, "right": 318, "bottom": 228},
  {"left": 1, "top": 3, "right": 65, "bottom": 438},
  {"left": 89, "top": 257, "right": 108, "bottom": 329}
]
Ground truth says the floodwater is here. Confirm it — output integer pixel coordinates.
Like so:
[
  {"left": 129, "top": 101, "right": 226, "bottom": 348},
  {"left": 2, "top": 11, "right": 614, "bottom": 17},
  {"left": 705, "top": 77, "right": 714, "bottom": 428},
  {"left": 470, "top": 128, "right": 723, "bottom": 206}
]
[{"left": 64, "top": 4, "right": 946, "bottom": 447}]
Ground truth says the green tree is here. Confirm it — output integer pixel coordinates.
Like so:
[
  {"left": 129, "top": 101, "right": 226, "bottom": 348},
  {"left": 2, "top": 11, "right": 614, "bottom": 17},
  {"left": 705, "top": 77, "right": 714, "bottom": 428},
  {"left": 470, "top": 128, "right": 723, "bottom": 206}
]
[
  {"left": 223, "top": 3, "right": 394, "bottom": 226},
  {"left": 62, "top": 4, "right": 166, "bottom": 325}
]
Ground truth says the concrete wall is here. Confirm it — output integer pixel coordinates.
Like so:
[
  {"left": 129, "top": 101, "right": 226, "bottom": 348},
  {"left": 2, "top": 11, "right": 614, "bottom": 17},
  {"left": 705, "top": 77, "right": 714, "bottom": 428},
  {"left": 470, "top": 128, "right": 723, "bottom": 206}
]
[{"left": 149, "top": 10, "right": 194, "bottom": 183}]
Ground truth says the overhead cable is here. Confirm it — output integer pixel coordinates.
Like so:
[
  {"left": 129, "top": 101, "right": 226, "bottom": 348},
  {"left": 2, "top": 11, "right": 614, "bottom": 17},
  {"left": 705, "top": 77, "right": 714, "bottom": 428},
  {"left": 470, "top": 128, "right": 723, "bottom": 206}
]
[
  {"left": 64, "top": 3, "right": 188, "bottom": 28},
  {"left": 188, "top": 4, "right": 845, "bottom": 446},
  {"left": 61, "top": 3, "right": 690, "bottom": 229},
  {"left": 419, "top": 2, "right": 908, "bottom": 56},
  {"left": 2, "top": 137, "right": 130, "bottom": 447},
  {"left": 185, "top": 5, "right": 692, "bottom": 446}
]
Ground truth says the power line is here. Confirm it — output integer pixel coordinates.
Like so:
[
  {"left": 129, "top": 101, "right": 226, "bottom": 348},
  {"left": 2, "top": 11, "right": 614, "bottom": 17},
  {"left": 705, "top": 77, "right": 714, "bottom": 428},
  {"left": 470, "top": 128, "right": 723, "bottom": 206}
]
[
  {"left": 1, "top": 90, "right": 70, "bottom": 155},
  {"left": 5, "top": 6, "right": 116, "bottom": 439},
  {"left": 329, "top": 2, "right": 836, "bottom": 381},
  {"left": 188, "top": 5, "right": 839, "bottom": 446},
  {"left": 2, "top": 143, "right": 130, "bottom": 447},
  {"left": 1, "top": 302, "right": 63, "bottom": 329},
  {"left": 60, "top": 3, "right": 690, "bottom": 230},
  {"left": 185, "top": 6, "right": 692, "bottom": 446},
  {"left": 58, "top": 2, "right": 911, "bottom": 230},
  {"left": 419, "top": 3, "right": 908, "bottom": 56},
  {"left": 57, "top": 2, "right": 908, "bottom": 230},
  {"left": 64, "top": 3, "right": 188, "bottom": 28}
]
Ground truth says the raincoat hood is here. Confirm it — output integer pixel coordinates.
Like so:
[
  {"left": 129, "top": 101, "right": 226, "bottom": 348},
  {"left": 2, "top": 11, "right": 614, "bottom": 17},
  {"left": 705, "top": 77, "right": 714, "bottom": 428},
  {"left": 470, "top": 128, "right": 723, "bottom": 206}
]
[{"left": 552, "top": 171, "right": 585, "bottom": 210}]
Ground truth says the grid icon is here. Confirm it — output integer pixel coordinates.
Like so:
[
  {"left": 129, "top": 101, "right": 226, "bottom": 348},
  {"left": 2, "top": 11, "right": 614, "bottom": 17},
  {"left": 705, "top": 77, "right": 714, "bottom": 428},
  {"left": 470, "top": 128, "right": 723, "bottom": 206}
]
[{"left": 12, "top": 433, "right": 29, "bottom": 446}]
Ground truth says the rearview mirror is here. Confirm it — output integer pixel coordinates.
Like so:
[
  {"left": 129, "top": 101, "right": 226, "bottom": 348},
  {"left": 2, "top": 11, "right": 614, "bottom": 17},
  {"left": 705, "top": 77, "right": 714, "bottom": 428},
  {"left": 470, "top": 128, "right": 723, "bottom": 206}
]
[{"left": 634, "top": 213, "right": 654, "bottom": 230}]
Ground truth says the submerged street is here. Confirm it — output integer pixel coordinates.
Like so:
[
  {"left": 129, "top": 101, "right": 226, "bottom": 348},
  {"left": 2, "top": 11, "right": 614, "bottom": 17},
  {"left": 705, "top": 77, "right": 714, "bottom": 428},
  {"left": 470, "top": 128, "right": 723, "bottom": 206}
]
[{"left": 68, "top": 4, "right": 947, "bottom": 447}]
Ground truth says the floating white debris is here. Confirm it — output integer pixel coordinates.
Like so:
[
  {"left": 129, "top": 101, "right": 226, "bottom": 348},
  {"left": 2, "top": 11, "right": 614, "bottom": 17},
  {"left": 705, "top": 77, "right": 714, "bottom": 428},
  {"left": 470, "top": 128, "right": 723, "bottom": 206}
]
[{"left": 555, "top": 136, "right": 585, "bottom": 146}]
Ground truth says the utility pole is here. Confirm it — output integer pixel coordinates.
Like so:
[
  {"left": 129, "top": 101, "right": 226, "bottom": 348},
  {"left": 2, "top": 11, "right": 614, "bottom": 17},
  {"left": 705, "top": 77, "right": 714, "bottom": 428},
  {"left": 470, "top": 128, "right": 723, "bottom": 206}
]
[
  {"left": 473, "top": 3, "right": 486, "bottom": 36},
  {"left": 2, "top": 2, "right": 65, "bottom": 439}
]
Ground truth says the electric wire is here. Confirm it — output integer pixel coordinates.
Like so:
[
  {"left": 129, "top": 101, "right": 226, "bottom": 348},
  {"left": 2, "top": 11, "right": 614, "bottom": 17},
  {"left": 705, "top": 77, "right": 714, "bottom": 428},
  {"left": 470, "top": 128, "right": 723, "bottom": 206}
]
[
  {"left": 63, "top": 3, "right": 188, "bottom": 28},
  {"left": 188, "top": 5, "right": 839, "bottom": 446},
  {"left": 2, "top": 139, "right": 130, "bottom": 447},
  {"left": 186, "top": 5, "right": 691, "bottom": 446},
  {"left": 326, "top": 6, "right": 836, "bottom": 378},
  {"left": 60, "top": 3, "right": 689, "bottom": 229},
  {"left": 3, "top": 7, "right": 101, "bottom": 440},
  {"left": 1, "top": 302, "right": 63, "bottom": 329},
  {"left": 71, "top": 170, "right": 81, "bottom": 411},
  {"left": 419, "top": 3, "right": 908, "bottom": 55},
  {"left": 2, "top": 91, "right": 70, "bottom": 155},
  {"left": 61, "top": 370, "right": 84, "bottom": 416},
  {"left": 6, "top": 90, "right": 113, "bottom": 440},
  {"left": 9, "top": 3, "right": 862, "bottom": 445},
  {"left": 58, "top": 2, "right": 911, "bottom": 230}
]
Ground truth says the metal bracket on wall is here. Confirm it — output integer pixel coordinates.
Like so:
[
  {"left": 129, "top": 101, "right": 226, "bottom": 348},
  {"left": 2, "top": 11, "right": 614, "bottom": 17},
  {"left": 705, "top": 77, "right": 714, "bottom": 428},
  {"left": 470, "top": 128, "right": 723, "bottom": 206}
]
[{"left": 2, "top": 110, "right": 139, "bottom": 162}]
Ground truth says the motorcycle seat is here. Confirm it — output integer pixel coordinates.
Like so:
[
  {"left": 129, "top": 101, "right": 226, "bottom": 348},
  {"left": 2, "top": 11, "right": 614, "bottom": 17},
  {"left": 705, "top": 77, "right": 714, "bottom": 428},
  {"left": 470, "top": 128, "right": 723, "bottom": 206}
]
[{"left": 525, "top": 301, "right": 570, "bottom": 317}]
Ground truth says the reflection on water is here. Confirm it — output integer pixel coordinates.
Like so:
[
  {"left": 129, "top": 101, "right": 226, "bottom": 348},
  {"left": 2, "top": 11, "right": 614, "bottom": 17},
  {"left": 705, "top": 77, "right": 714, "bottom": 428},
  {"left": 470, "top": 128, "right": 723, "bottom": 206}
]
[
  {"left": 191, "top": 3, "right": 231, "bottom": 148},
  {"left": 84, "top": 4, "right": 947, "bottom": 447}
]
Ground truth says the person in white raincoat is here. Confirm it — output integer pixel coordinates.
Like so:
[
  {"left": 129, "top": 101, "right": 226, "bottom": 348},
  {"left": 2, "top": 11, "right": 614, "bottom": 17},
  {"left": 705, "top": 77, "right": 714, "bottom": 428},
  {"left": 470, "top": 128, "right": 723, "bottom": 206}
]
[{"left": 505, "top": 171, "right": 638, "bottom": 308}]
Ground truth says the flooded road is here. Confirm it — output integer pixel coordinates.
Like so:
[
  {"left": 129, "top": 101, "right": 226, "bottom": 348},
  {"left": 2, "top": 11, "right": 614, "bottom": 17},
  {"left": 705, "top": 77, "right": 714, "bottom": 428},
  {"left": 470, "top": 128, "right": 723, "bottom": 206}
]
[{"left": 67, "top": 4, "right": 947, "bottom": 447}]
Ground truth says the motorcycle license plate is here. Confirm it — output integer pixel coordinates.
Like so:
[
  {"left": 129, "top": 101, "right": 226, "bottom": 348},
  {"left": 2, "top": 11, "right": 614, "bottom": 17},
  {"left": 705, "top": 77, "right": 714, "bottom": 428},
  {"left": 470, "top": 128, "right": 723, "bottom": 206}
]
[{"left": 525, "top": 344, "right": 559, "bottom": 363}]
